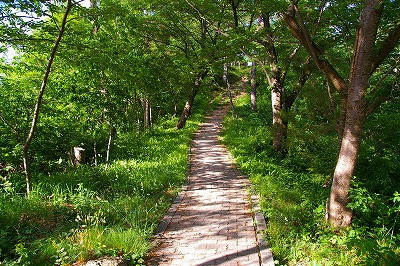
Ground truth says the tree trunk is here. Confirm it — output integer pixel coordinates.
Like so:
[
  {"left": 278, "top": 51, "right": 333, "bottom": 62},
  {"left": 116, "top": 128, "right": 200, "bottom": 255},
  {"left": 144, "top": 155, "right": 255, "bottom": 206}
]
[
  {"left": 337, "top": 95, "right": 348, "bottom": 151},
  {"left": 22, "top": 0, "right": 72, "bottom": 196},
  {"left": 94, "top": 140, "right": 98, "bottom": 166},
  {"left": 223, "top": 62, "right": 237, "bottom": 118},
  {"left": 269, "top": 67, "right": 287, "bottom": 153},
  {"left": 262, "top": 13, "right": 287, "bottom": 153},
  {"left": 328, "top": 99, "right": 367, "bottom": 226},
  {"left": 271, "top": 80, "right": 286, "bottom": 152},
  {"left": 223, "top": 62, "right": 228, "bottom": 84},
  {"left": 174, "top": 102, "right": 177, "bottom": 117},
  {"left": 105, "top": 126, "right": 114, "bottom": 169},
  {"left": 176, "top": 69, "right": 208, "bottom": 129},
  {"left": 250, "top": 61, "right": 257, "bottom": 111},
  {"left": 227, "top": 84, "right": 237, "bottom": 119},
  {"left": 144, "top": 98, "right": 150, "bottom": 130},
  {"left": 230, "top": 0, "right": 239, "bottom": 28},
  {"left": 282, "top": 0, "right": 394, "bottom": 227},
  {"left": 22, "top": 148, "right": 31, "bottom": 195},
  {"left": 149, "top": 100, "right": 153, "bottom": 131},
  {"left": 326, "top": 80, "right": 336, "bottom": 113},
  {"left": 327, "top": 0, "right": 383, "bottom": 227},
  {"left": 136, "top": 110, "right": 141, "bottom": 133},
  {"left": 176, "top": 88, "right": 199, "bottom": 129},
  {"left": 143, "top": 98, "right": 153, "bottom": 131},
  {"left": 136, "top": 96, "right": 141, "bottom": 133}
]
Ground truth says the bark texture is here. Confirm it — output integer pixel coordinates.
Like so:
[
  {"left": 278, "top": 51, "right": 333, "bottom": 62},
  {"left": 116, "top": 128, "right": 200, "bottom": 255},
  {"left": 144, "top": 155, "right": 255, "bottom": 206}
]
[
  {"left": 271, "top": 81, "right": 286, "bottom": 152},
  {"left": 282, "top": 1, "right": 393, "bottom": 226},
  {"left": 176, "top": 89, "right": 199, "bottom": 130},
  {"left": 327, "top": 0, "right": 384, "bottom": 227},
  {"left": 262, "top": 13, "right": 287, "bottom": 152},
  {"left": 176, "top": 69, "right": 208, "bottom": 129}
]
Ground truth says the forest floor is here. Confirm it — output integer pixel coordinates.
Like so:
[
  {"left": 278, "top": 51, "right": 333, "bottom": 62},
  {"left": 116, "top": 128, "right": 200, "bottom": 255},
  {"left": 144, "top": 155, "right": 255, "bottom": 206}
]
[{"left": 147, "top": 103, "right": 273, "bottom": 265}]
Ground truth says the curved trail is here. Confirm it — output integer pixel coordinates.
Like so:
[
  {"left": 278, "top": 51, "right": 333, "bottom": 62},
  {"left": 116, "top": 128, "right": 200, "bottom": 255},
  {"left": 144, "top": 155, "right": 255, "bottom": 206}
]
[{"left": 149, "top": 105, "right": 272, "bottom": 265}]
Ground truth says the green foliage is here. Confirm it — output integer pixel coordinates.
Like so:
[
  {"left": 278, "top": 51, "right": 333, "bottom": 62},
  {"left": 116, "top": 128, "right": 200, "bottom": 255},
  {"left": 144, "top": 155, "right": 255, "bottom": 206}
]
[
  {"left": 222, "top": 94, "right": 400, "bottom": 265},
  {"left": 1, "top": 0, "right": 399, "bottom": 264},
  {"left": 0, "top": 91, "right": 215, "bottom": 265}
]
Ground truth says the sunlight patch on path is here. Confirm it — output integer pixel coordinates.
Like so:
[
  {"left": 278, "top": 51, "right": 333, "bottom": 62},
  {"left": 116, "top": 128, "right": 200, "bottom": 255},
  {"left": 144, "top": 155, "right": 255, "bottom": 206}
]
[{"left": 149, "top": 105, "right": 273, "bottom": 265}]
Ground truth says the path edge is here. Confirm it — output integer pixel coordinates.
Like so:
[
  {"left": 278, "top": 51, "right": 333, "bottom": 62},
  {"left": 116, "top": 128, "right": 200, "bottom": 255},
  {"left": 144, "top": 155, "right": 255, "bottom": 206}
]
[
  {"left": 221, "top": 109, "right": 274, "bottom": 265},
  {"left": 152, "top": 100, "right": 275, "bottom": 266},
  {"left": 223, "top": 148, "right": 275, "bottom": 266},
  {"left": 250, "top": 188, "right": 275, "bottom": 266},
  {"left": 153, "top": 133, "right": 193, "bottom": 238}
]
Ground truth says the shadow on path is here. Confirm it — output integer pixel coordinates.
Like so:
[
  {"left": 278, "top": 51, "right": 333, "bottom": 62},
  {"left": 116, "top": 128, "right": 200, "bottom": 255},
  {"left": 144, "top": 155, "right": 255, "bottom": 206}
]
[{"left": 148, "top": 105, "right": 271, "bottom": 266}]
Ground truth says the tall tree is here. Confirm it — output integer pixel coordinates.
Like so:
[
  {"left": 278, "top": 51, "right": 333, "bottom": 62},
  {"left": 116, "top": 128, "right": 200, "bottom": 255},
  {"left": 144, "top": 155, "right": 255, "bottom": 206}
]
[
  {"left": 22, "top": 0, "right": 73, "bottom": 195},
  {"left": 283, "top": 0, "right": 400, "bottom": 226},
  {"left": 250, "top": 10, "right": 313, "bottom": 153}
]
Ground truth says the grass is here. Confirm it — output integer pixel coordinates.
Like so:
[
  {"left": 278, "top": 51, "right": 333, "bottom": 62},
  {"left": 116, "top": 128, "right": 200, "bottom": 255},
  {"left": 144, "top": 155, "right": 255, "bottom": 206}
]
[
  {"left": 0, "top": 91, "right": 220, "bottom": 265},
  {"left": 222, "top": 92, "right": 400, "bottom": 265}
]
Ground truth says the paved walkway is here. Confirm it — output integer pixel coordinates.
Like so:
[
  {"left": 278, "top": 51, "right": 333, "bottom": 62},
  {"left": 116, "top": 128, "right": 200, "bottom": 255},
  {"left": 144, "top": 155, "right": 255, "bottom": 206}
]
[{"left": 149, "top": 105, "right": 273, "bottom": 265}]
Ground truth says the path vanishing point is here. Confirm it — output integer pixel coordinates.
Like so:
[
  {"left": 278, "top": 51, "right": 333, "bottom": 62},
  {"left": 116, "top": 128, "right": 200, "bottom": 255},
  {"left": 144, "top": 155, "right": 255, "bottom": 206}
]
[{"left": 149, "top": 104, "right": 274, "bottom": 266}]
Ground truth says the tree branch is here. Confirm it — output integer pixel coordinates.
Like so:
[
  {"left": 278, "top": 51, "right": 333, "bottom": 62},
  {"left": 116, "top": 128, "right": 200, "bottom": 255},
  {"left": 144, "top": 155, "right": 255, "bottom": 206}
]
[
  {"left": 284, "top": 56, "right": 312, "bottom": 111},
  {"left": 230, "top": 0, "right": 239, "bottom": 28},
  {"left": 184, "top": 0, "right": 229, "bottom": 37},
  {"left": 371, "top": 22, "right": 400, "bottom": 73},
  {"left": 371, "top": 57, "right": 400, "bottom": 94},
  {"left": 313, "top": 0, "right": 326, "bottom": 35},
  {"left": 23, "top": 0, "right": 72, "bottom": 152},
  {"left": 0, "top": 112, "right": 22, "bottom": 142},
  {"left": 283, "top": 3, "right": 347, "bottom": 95},
  {"left": 280, "top": 45, "right": 300, "bottom": 84},
  {"left": 366, "top": 69, "right": 400, "bottom": 115}
]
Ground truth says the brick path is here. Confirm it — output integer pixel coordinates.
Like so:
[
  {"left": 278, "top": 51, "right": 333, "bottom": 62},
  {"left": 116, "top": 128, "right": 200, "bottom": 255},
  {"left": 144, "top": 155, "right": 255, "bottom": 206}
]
[{"left": 149, "top": 105, "right": 271, "bottom": 265}]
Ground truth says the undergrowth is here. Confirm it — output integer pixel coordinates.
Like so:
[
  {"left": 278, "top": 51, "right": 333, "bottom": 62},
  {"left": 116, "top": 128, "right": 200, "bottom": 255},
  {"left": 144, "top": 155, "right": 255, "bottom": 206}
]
[
  {"left": 0, "top": 91, "right": 220, "bottom": 265},
  {"left": 222, "top": 93, "right": 400, "bottom": 265}
]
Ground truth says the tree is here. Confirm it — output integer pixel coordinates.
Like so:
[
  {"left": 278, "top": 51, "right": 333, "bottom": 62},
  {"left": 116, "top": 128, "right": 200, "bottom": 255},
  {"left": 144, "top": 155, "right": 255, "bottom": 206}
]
[
  {"left": 181, "top": 0, "right": 313, "bottom": 152},
  {"left": 1, "top": 0, "right": 73, "bottom": 195},
  {"left": 138, "top": 0, "right": 230, "bottom": 129},
  {"left": 283, "top": 0, "right": 400, "bottom": 226},
  {"left": 247, "top": 9, "right": 314, "bottom": 153}
]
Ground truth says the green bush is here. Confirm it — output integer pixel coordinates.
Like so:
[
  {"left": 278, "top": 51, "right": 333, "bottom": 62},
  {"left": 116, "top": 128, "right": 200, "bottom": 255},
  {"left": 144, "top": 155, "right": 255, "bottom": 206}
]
[
  {"left": 222, "top": 94, "right": 400, "bottom": 265},
  {"left": 0, "top": 90, "right": 218, "bottom": 265}
]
